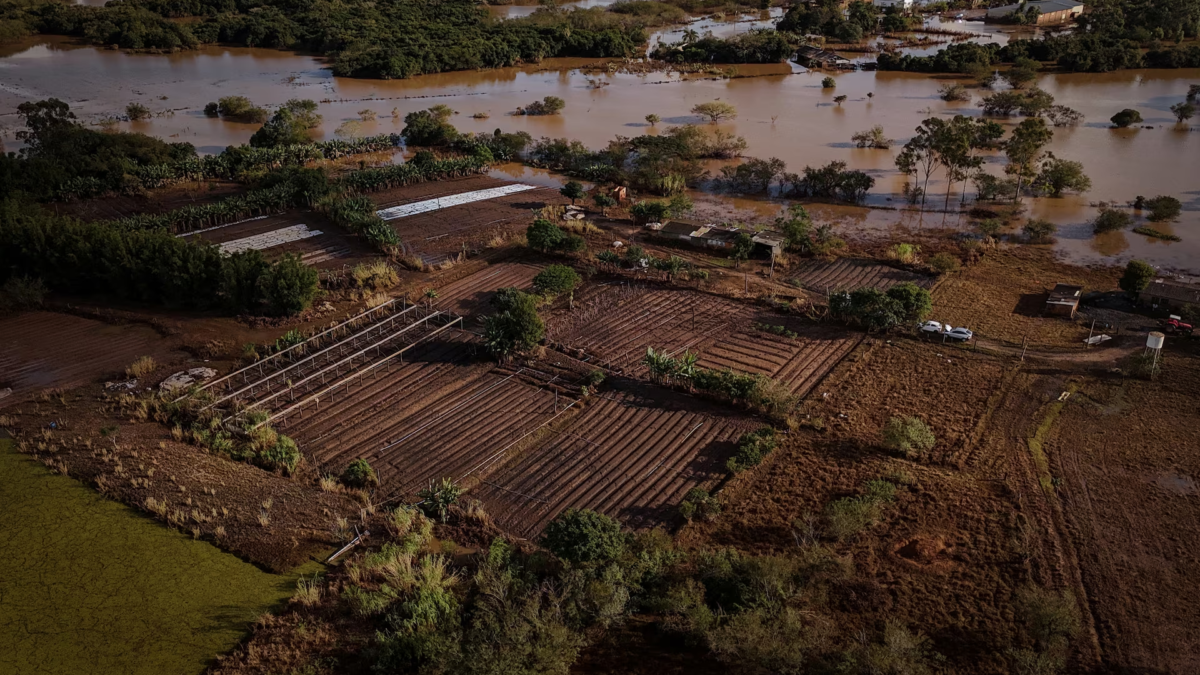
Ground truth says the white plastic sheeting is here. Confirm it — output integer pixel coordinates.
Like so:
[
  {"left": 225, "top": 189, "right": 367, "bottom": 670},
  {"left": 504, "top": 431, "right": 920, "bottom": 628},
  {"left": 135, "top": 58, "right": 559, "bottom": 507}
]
[
  {"left": 375, "top": 184, "right": 537, "bottom": 221},
  {"left": 218, "top": 224, "right": 323, "bottom": 254}
]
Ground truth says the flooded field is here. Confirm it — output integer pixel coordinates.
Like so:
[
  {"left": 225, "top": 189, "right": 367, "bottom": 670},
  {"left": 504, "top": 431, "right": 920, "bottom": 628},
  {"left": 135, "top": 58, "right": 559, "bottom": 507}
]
[
  {"left": 1, "top": 33, "right": 1196, "bottom": 271},
  {"left": 0, "top": 439, "right": 303, "bottom": 675}
]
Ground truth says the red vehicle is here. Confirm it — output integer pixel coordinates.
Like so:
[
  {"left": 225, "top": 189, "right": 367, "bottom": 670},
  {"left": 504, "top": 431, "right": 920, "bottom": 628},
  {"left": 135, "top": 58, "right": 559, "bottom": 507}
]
[{"left": 1162, "top": 315, "right": 1194, "bottom": 335}]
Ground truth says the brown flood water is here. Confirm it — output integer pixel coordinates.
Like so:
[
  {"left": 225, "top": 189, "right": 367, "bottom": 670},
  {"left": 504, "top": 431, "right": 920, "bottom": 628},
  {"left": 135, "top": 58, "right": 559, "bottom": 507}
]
[{"left": 1, "top": 35, "right": 1197, "bottom": 272}]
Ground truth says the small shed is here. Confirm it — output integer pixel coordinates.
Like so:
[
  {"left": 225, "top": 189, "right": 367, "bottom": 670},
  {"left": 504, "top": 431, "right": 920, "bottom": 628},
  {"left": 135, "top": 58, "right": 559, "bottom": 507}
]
[
  {"left": 1046, "top": 283, "right": 1082, "bottom": 317},
  {"left": 654, "top": 221, "right": 698, "bottom": 239},
  {"left": 1139, "top": 278, "right": 1200, "bottom": 311},
  {"left": 795, "top": 45, "right": 853, "bottom": 69},
  {"left": 752, "top": 231, "right": 786, "bottom": 258}
]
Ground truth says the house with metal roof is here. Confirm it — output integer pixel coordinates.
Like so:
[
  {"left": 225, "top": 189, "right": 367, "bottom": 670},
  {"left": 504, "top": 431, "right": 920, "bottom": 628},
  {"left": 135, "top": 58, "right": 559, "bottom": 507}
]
[
  {"left": 1139, "top": 278, "right": 1200, "bottom": 311},
  {"left": 985, "top": 0, "right": 1083, "bottom": 25}
]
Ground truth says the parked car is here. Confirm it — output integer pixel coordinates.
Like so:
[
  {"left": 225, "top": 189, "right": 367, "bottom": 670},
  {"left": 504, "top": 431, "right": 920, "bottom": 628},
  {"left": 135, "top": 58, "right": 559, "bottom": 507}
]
[
  {"left": 919, "top": 320, "right": 945, "bottom": 335},
  {"left": 946, "top": 327, "right": 974, "bottom": 341}
]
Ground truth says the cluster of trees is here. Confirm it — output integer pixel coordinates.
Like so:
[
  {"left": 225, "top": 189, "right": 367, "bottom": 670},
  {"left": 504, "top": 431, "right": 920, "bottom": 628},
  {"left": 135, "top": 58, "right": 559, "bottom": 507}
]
[
  {"left": 1, "top": 98, "right": 400, "bottom": 202},
  {"left": 896, "top": 115, "right": 1088, "bottom": 207},
  {"left": 879, "top": 0, "right": 1200, "bottom": 74},
  {"left": 330, "top": 503, "right": 970, "bottom": 675},
  {"left": 774, "top": 205, "right": 847, "bottom": 256},
  {"left": 716, "top": 157, "right": 874, "bottom": 202},
  {"left": 650, "top": 28, "right": 794, "bottom": 63},
  {"left": 515, "top": 96, "right": 566, "bottom": 116},
  {"left": 0, "top": 200, "right": 319, "bottom": 315},
  {"left": 829, "top": 282, "right": 933, "bottom": 331},
  {"left": 11, "top": 0, "right": 656, "bottom": 79},
  {"left": 776, "top": 0, "right": 915, "bottom": 42}
]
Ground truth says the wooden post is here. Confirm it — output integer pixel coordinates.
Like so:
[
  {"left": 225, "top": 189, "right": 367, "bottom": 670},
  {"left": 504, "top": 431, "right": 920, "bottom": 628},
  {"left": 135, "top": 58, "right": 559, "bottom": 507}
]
[
  {"left": 1020, "top": 334, "right": 1028, "bottom": 362},
  {"left": 1086, "top": 319, "right": 1095, "bottom": 349}
]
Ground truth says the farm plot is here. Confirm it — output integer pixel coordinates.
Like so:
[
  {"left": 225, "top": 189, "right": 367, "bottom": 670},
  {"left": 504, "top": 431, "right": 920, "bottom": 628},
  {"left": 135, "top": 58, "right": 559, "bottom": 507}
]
[
  {"left": 181, "top": 211, "right": 374, "bottom": 268},
  {"left": 790, "top": 258, "right": 934, "bottom": 295},
  {"left": 280, "top": 334, "right": 565, "bottom": 497},
  {"left": 547, "top": 285, "right": 861, "bottom": 396},
  {"left": 475, "top": 391, "right": 755, "bottom": 538},
  {"left": 370, "top": 175, "right": 565, "bottom": 263},
  {"left": 0, "top": 312, "right": 185, "bottom": 404},
  {"left": 433, "top": 262, "right": 544, "bottom": 319}
]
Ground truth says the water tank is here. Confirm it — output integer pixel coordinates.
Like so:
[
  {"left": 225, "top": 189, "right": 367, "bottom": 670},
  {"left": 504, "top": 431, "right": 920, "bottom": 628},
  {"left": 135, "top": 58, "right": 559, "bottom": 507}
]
[{"left": 1147, "top": 331, "right": 1165, "bottom": 350}]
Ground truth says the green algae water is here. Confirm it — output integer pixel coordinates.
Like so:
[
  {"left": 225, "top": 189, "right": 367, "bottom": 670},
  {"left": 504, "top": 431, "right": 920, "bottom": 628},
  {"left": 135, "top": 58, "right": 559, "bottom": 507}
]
[{"left": 0, "top": 439, "right": 300, "bottom": 675}]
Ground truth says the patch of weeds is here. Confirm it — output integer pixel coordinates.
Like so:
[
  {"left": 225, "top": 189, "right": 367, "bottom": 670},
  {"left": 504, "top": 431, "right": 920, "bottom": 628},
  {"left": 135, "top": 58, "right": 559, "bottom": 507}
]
[{"left": 823, "top": 479, "right": 897, "bottom": 541}]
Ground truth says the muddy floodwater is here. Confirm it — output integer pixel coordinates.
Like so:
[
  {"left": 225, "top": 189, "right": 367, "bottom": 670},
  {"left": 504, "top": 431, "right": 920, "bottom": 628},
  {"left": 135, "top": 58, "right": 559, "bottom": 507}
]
[
  {"left": 0, "top": 439, "right": 304, "bottom": 675},
  {"left": 1, "top": 33, "right": 1197, "bottom": 272}
]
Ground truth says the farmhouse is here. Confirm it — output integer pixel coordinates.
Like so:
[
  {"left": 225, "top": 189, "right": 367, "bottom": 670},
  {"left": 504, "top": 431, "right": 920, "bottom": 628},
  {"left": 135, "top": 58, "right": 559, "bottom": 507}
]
[
  {"left": 1045, "top": 283, "right": 1082, "bottom": 317},
  {"left": 1139, "top": 278, "right": 1200, "bottom": 312},
  {"left": 795, "top": 45, "right": 853, "bottom": 69},
  {"left": 985, "top": 0, "right": 1083, "bottom": 25}
]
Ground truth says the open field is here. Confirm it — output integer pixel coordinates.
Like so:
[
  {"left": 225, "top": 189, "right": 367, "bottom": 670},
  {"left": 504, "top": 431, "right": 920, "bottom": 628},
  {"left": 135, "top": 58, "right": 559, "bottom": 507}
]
[
  {"left": 431, "top": 261, "right": 543, "bottom": 319},
  {"left": 932, "top": 247, "right": 1120, "bottom": 347},
  {"left": 1044, "top": 350, "right": 1200, "bottom": 673},
  {"left": 790, "top": 257, "right": 935, "bottom": 295},
  {"left": 183, "top": 211, "right": 376, "bottom": 269},
  {"left": 0, "top": 311, "right": 186, "bottom": 403},
  {"left": 475, "top": 388, "right": 755, "bottom": 538},
  {"left": 547, "top": 283, "right": 862, "bottom": 396},
  {"left": 370, "top": 175, "right": 566, "bottom": 264}
]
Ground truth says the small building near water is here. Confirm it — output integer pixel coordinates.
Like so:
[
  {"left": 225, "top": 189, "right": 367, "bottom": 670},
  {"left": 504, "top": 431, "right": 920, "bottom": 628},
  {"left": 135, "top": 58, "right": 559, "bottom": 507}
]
[
  {"left": 1139, "top": 278, "right": 1200, "bottom": 312},
  {"left": 795, "top": 45, "right": 853, "bottom": 69},
  {"left": 1045, "top": 283, "right": 1083, "bottom": 317},
  {"left": 985, "top": 0, "right": 1083, "bottom": 25}
]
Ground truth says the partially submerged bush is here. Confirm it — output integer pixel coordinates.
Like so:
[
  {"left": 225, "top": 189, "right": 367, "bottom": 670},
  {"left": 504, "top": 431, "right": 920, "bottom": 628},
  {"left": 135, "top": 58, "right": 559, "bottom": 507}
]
[{"left": 1092, "top": 207, "right": 1132, "bottom": 234}]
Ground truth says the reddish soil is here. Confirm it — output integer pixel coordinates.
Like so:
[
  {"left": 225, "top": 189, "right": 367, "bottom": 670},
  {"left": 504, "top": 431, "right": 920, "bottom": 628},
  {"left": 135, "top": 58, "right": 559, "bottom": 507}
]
[
  {"left": 789, "top": 257, "right": 936, "bottom": 295},
  {"left": 431, "top": 261, "right": 544, "bottom": 321},
  {"left": 546, "top": 283, "right": 862, "bottom": 396},
  {"left": 186, "top": 210, "right": 378, "bottom": 269},
  {"left": 0, "top": 311, "right": 187, "bottom": 404},
  {"left": 475, "top": 387, "right": 756, "bottom": 539},
  {"left": 371, "top": 175, "right": 567, "bottom": 263},
  {"left": 679, "top": 339, "right": 1039, "bottom": 673},
  {"left": 1044, "top": 349, "right": 1200, "bottom": 674}
]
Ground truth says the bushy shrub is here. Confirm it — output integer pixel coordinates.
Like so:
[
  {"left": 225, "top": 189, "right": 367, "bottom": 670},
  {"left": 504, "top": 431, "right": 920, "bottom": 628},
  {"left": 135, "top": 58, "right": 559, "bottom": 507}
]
[
  {"left": 417, "top": 478, "right": 462, "bottom": 523},
  {"left": 679, "top": 487, "right": 721, "bottom": 522},
  {"left": 1092, "top": 207, "right": 1132, "bottom": 234},
  {"left": 1143, "top": 195, "right": 1182, "bottom": 222},
  {"left": 823, "top": 479, "right": 896, "bottom": 541},
  {"left": 1022, "top": 219, "right": 1057, "bottom": 244},
  {"left": 261, "top": 253, "right": 320, "bottom": 315},
  {"left": 527, "top": 218, "right": 566, "bottom": 251},
  {"left": 0, "top": 276, "right": 47, "bottom": 312},
  {"left": 483, "top": 288, "right": 545, "bottom": 358},
  {"left": 1118, "top": 259, "right": 1155, "bottom": 294},
  {"left": 1109, "top": 108, "right": 1142, "bottom": 128},
  {"left": 928, "top": 252, "right": 960, "bottom": 273},
  {"left": 881, "top": 416, "right": 936, "bottom": 458},
  {"left": 727, "top": 427, "right": 778, "bottom": 473},
  {"left": 258, "top": 434, "right": 301, "bottom": 475},
  {"left": 541, "top": 508, "right": 627, "bottom": 565},
  {"left": 533, "top": 264, "right": 581, "bottom": 296},
  {"left": 342, "top": 458, "right": 379, "bottom": 488}
]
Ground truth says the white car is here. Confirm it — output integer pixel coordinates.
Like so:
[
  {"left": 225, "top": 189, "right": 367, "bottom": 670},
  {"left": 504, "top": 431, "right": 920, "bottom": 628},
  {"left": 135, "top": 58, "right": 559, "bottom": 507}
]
[
  {"left": 919, "top": 320, "right": 945, "bottom": 335},
  {"left": 945, "top": 327, "right": 974, "bottom": 341}
]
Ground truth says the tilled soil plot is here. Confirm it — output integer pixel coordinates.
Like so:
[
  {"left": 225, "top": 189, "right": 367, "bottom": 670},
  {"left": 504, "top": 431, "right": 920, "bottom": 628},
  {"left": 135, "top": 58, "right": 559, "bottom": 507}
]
[
  {"left": 790, "top": 257, "right": 935, "bottom": 295},
  {"left": 184, "top": 211, "right": 377, "bottom": 269},
  {"left": 54, "top": 181, "right": 244, "bottom": 222},
  {"left": 680, "top": 339, "right": 1032, "bottom": 673},
  {"left": 475, "top": 386, "right": 757, "bottom": 539},
  {"left": 932, "top": 247, "right": 1120, "bottom": 347},
  {"left": 0, "top": 311, "right": 187, "bottom": 405},
  {"left": 280, "top": 334, "right": 565, "bottom": 500},
  {"left": 371, "top": 175, "right": 566, "bottom": 263},
  {"left": 432, "top": 261, "right": 544, "bottom": 322},
  {"left": 1045, "top": 351, "right": 1200, "bottom": 674},
  {"left": 547, "top": 283, "right": 862, "bottom": 397}
]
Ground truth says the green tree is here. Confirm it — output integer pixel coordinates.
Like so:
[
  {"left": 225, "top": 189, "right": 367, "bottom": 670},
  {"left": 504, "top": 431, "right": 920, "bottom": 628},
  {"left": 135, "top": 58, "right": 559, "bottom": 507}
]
[
  {"left": 402, "top": 105, "right": 459, "bottom": 146},
  {"left": 1022, "top": 219, "right": 1057, "bottom": 244},
  {"left": 645, "top": 113, "right": 660, "bottom": 126},
  {"left": 559, "top": 181, "right": 585, "bottom": 205},
  {"left": 220, "top": 249, "right": 269, "bottom": 313},
  {"left": 540, "top": 508, "right": 627, "bottom": 566},
  {"left": 249, "top": 99, "right": 322, "bottom": 148},
  {"left": 886, "top": 282, "right": 933, "bottom": 322},
  {"left": 691, "top": 101, "right": 738, "bottom": 123},
  {"left": 1119, "top": 259, "right": 1155, "bottom": 294},
  {"left": 1033, "top": 154, "right": 1091, "bottom": 197},
  {"left": 821, "top": 76, "right": 836, "bottom": 88},
  {"left": 1110, "top": 108, "right": 1143, "bottom": 128},
  {"left": 527, "top": 218, "right": 566, "bottom": 251},
  {"left": 1144, "top": 195, "right": 1182, "bottom": 221},
  {"left": 1005, "top": 117, "right": 1053, "bottom": 202},
  {"left": 341, "top": 458, "right": 379, "bottom": 488},
  {"left": 775, "top": 204, "right": 813, "bottom": 252},
  {"left": 261, "top": 253, "right": 319, "bottom": 315},
  {"left": 483, "top": 289, "right": 545, "bottom": 358},
  {"left": 731, "top": 232, "right": 755, "bottom": 268},
  {"left": 1171, "top": 101, "right": 1197, "bottom": 123},
  {"left": 1091, "top": 207, "right": 1132, "bottom": 234},
  {"left": 592, "top": 192, "right": 616, "bottom": 216},
  {"left": 882, "top": 416, "right": 936, "bottom": 457},
  {"left": 533, "top": 264, "right": 581, "bottom": 295}
]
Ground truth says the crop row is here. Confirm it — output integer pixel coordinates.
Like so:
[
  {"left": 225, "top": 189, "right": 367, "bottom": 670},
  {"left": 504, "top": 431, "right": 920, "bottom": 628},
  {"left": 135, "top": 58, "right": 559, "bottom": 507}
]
[
  {"left": 476, "top": 394, "right": 747, "bottom": 537},
  {"left": 791, "top": 258, "right": 933, "bottom": 295}
]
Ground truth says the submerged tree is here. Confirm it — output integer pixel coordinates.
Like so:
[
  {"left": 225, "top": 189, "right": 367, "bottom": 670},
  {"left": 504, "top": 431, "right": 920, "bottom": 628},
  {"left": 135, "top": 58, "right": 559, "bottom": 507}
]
[{"left": 691, "top": 101, "right": 738, "bottom": 123}]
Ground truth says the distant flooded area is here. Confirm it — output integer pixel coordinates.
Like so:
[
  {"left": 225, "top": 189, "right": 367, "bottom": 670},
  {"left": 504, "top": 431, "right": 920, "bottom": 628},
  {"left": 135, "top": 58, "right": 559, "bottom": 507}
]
[
  {"left": 1, "top": 31, "right": 1196, "bottom": 272},
  {"left": 0, "top": 440, "right": 301, "bottom": 675}
]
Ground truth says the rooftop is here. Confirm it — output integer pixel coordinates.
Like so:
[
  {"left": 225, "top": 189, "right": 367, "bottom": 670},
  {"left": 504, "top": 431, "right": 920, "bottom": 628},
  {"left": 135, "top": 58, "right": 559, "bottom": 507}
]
[
  {"left": 1141, "top": 278, "right": 1200, "bottom": 305},
  {"left": 1047, "top": 283, "right": 1083, "bottom": 305}
]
